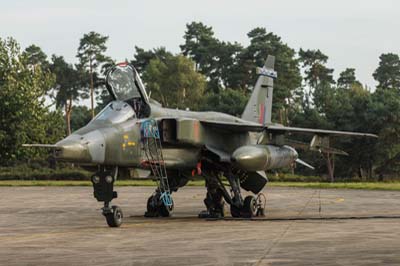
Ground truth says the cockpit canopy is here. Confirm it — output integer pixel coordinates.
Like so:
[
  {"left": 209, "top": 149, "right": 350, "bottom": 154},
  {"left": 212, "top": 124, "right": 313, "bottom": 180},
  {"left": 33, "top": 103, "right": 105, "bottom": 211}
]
[
  {"left": 103, "top": 62, "right": 151, "bottom": 120},
  {"left": 105, "top": 63, "right": 149, "bottom": 103}
]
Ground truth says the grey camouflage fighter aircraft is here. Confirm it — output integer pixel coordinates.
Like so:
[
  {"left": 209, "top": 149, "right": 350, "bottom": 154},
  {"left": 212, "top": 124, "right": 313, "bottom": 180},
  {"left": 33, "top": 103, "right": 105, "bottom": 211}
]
[{"left": 24, "top": 56, "right": 377, "bottom": 227}]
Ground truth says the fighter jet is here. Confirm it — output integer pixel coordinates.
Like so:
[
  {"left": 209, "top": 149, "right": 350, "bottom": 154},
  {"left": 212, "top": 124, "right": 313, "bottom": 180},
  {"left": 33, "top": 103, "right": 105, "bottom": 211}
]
[{"left": 25, "top": 56, "right": 377, "bottom": 227}]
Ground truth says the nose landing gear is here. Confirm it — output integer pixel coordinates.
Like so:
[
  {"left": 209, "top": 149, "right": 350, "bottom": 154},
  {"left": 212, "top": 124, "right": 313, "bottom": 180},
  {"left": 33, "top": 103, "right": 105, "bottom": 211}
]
[
  {"left": 103, "top": 204, "right": 123, "bottom": 227},
  {"left": 91, "top": 167, "right": 122, "bottom": 227}
]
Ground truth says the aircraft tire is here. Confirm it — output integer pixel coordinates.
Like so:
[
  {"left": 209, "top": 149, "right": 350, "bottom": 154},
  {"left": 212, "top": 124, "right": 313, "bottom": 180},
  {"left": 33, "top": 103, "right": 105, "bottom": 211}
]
[
  {"left": 146, "top": 195, "right": 157, "bottom": 213},
  {"left": 230, "top": 204, "right": 241, "bottom": 218},
  {"left": 105, "top": 205, "right": 123, "bottom": 227},
  {"left": 242, "top": 196, "right": 257, "bottom": 218},
  {"left": 159, "top": 200, "right": 174, "bottom": 217}
]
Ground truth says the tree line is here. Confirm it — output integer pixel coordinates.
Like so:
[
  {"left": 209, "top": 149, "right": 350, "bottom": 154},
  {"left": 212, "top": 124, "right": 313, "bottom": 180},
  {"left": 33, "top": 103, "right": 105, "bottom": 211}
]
[{"left": 0, "top": 22, "right": 399, "bottom": 180}]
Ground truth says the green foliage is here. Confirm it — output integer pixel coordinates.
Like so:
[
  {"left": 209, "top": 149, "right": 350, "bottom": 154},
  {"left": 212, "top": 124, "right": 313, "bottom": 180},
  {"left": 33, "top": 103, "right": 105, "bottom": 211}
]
[
  {"left": 131, "top": 46, "right": 173, "bottom": 73},
  {"left": 367, "top": 89, "right": 400, "bottom": 175},
  {"left": 180, "top": 22, "right": 219, "bottom": 74},
  {"left": 199, "top": 89, "right": 248, "bottom": 116},
  {"left": 49, "top": 55, "right": 83, "bottom": 135},
  {"left": 50, "top": 55, "right": 81, "bottom": 108},
  {"left": 182, "top": 22, "right": 267, "bottom": 94},
  {"left": 77, "top": 31, "right": 110, "bottom": 72},
  {"left": 243, "top": 28, "right": 303, "bottom": 115},
  {"left": 267, "top": 173, "right": 324, "bottom": 182},
  {"left": 299, "top": 48, "right": 334, "bottom": 88},
  {"left": 76, "top": 31, "right": 112, "bottom": 117},
  {"left": 22, "top": 44, "right": 49, "bottom": 69},
  {"left": 298, "top": 49, "right": 336, "bottom": 117},
  {"left": 70, "top": 106, "right": 92, "bottom": 132},
  {"left": 180, "top": 23, "right": 302, "bottom": 120},
  {"left": 337, "top": 68, "right": 362, "bottom": 89},
  {"left": 373, "top": 53, "right": 400, "bottom": 90},
  {"left": 143, "top": 55, "right": 206, "bottom": 110},
  {"left": 0, "top": 38, "right": 63, "bottom": 165}
]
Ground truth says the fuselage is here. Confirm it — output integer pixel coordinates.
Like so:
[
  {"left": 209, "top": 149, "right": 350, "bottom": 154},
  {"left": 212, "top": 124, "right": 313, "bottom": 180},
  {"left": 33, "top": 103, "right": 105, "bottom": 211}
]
[
  {"left": 53, "top": 60, "right": 300, "bottom": 174},
  {"left": 52, "top": 58, "right": 300, "bottom": 172},
  {"left": 54, "top": 101, "right": 260, "bottom": 170}
]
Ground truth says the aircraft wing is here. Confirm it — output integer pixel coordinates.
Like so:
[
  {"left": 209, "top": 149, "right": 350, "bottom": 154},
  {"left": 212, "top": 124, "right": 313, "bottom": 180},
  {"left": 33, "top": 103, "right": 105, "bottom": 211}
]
[
  {"left": 199, "top": 120, "right": 378, "bottom": 138},
  {"left": 265, "top": 125, "right": 378, "bottom": 138},
  {"left": 199, "top": 120, "right": 264, "bottom": 132}
]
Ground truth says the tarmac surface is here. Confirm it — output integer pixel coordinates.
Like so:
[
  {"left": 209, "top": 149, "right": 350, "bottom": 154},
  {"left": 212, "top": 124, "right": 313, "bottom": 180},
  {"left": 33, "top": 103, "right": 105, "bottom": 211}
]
[{"left": 0, "top": 186, "right": 400, "bottom": 266}]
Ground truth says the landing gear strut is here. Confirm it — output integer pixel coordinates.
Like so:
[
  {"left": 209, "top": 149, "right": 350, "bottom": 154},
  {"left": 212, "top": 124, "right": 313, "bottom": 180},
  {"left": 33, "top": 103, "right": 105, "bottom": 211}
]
[
  {"left": 91, "top": 167, "right": 122, "bottom": 227},
  {"left": 200, "top": 168, "right": 267, "bottom": 219},
  {"left": 198, "top": 175, "right": 225, "bottom": 218}
]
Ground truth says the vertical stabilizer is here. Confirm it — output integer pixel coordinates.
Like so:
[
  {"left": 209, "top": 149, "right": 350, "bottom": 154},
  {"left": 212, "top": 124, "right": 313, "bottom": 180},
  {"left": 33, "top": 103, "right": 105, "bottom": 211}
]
[{"left": 241, "top": 56, "right": 277, "bottom": 124}]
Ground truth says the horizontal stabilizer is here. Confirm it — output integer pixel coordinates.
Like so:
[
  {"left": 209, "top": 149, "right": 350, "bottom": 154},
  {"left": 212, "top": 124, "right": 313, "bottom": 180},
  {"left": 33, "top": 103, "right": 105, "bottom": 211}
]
[
  {"left": 311, "top": 146, "right": 349, "bottom": 156},
  {"left": 310, "top": 135, "right": 349, "bottom": 156},
  {"left": 286, "top": 138, "right": 349, "bottom": 156}
]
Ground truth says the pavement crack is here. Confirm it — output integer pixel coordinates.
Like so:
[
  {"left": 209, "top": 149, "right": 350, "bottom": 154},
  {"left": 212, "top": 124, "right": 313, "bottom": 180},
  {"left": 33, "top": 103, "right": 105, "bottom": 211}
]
[{"left": 253, "top": 188, "right": 319, "bottom": 266}]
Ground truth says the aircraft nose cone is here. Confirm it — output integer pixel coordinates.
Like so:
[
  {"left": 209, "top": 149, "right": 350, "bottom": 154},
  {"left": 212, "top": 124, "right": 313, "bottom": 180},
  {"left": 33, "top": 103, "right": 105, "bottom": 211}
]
[
  {"left": 55, "top": 136, "right": 91, "bottom": 163},
  {"left": 55, "top": 131, "right": 106, "bottom": 164}
]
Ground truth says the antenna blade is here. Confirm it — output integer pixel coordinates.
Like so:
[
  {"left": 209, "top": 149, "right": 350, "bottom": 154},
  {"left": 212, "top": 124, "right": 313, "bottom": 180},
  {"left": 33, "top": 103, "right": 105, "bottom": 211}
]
[{"left": 295, "top": 158, "right": 315, "bottom": 170}]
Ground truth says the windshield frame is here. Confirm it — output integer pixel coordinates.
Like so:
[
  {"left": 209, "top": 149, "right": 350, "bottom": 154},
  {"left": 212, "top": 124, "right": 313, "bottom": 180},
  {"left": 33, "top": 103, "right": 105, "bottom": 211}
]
[{"left": 92, "top": 100, "right": 136, "bottom": 124}]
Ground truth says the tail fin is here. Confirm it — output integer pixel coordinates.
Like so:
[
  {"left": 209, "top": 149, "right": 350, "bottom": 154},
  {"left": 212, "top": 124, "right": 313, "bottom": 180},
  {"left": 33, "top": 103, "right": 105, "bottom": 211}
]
[{"left": 241, "top": 55, "right": 277, "bottom": 124}]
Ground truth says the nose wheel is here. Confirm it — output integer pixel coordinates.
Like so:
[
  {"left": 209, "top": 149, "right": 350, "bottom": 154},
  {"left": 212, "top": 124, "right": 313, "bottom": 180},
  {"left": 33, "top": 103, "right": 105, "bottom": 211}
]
[{"left": 103, "top": 205, "right": 123, "bottom": 227}]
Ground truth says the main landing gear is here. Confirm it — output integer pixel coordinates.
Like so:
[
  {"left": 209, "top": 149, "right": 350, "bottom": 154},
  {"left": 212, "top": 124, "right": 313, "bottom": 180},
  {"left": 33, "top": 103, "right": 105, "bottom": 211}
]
[
  {"left": 200, "top": 170, "right": 266, "bottom": 219},
  {"left": 230, "top": 194, "right": 266, "bottom": 218},
  {"left": 144, "top": 190, "right": 174, "bottom": 217},
  {"left": 91, "top": 167, "right": 123, "bottom": 227},
  {"left": 198, "top": 175, "right": 225, "bottom": 218}
]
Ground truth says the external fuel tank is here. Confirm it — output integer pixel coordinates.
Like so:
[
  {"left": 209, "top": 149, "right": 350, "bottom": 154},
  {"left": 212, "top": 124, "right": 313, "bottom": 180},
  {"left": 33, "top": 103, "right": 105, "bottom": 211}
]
[{"left": 231, "top": 145, "right": 298, "bottom": 171}]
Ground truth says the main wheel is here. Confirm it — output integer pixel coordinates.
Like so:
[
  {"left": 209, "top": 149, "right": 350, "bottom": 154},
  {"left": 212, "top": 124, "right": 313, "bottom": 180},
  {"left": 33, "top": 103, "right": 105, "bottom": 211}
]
[
  {"left": 230, "top": 204, "right": 241, "bottom": 218},
  {"left": 242, "top": 196, "right": 257, "bottom": 218},
  {"left": 159, "top": 200, "right": 174, "bottom": 217},
  {"left": 146, "top": 195, "right": 157, "bottom": 212},
  {"left": 105, "top": 205, "right": 123, "bottom": 227},
  {"left": 213, "top": 201, "right": 225, "bottom": 218}
]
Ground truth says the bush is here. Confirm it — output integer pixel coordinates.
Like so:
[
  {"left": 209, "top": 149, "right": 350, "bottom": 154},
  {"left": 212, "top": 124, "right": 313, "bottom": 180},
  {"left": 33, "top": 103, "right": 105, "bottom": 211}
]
[
  {"left": 0, "top": 165, "right": 91, "bottom": 180},
  {"left": 267, "top": 173, "right": 324, "bottom": 182}
]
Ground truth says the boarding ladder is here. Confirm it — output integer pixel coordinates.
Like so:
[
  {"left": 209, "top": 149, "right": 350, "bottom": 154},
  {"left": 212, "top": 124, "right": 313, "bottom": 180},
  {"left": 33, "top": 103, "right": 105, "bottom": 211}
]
[{"left": 140, "top": 119, "right": 173, "bottom": 207}]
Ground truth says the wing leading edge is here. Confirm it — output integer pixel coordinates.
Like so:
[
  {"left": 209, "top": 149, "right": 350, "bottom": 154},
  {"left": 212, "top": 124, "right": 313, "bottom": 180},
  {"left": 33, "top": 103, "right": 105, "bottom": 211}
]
[
  {"left": 200, "top": 120, "right": 378, "bottom": 138},
  {"left": 266, "top": 125, "right": 378, "bottom": 138}
]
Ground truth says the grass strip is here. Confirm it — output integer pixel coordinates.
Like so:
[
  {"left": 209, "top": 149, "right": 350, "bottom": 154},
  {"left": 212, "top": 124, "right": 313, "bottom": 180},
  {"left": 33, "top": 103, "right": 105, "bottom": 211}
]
[
  {"left": 1, "top": 180, "right": 400, "bottom": 191},
  {"left": 0, "top": 179, "right": 204, "bottom": 187},
  {"left": 269, "top": 182, "right": 400, "bottom": 191}
]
